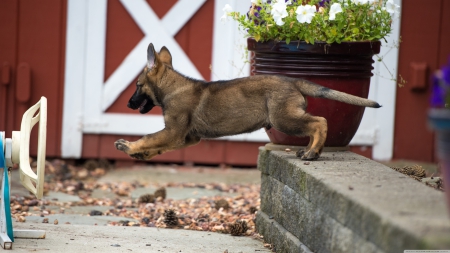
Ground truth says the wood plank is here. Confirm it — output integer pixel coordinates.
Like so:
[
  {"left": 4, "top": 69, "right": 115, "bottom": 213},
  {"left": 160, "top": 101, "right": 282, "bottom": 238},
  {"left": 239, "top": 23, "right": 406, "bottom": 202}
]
[
  {"left": 83, "top": 0, "right": 107, "bottom": 123},
  {"left": 174, "top": 16, "right": 190, "bottom": 66},
  {"left": 161, "top": 0, "right": 207, "bottom": 37},
  {"left": 211, "top": 0, "right": 251, "bottom": 81},
  {"left": 17, "top": 0, "right": 64, "bottom": 157},
  {"left": 0, "top": 0, "right": 19, "bottom": 136},
  {"left": 394, "top": 0, "right": 442, "bottom": 162},
  {"left": 102, "top": 0, "right": 204, "bottom": 111},
  {"left": 224, "top": 141, "right": 262, "bottom": 167},
  {"left": 349, "top": 146, "right": 373, "bottom": 160},
  {"left": 184, "top": 140, "right": 226, "bottom": 164},
  {"left": 104, "top": 0, "right": 144, "bottom": 82},
  {"left": 81, "top": 134, "right": 102, "bottom": 159},
  {"left": 186, "top": 0, "right": 214, "bottom": 81},
  {"left": 81, "top": 135, "right": 100, "bottom": 158},
  {"left": 56, "top": 0, "right": 68, "bottom": 157},
  {"left": 438, "top": 0, "right": 450, "bottom": 66},
  {"left": 104, "top": 0, "right": 168, "bottom": 115},
  {"left": 146, "top": 0, "right": 177, "bottom": 19},
  {"left": 61, "top": 0, "right": 88, "bottom": 158},
  {"left": 150, "top": 149, "right": 184, "bottom": 163}
]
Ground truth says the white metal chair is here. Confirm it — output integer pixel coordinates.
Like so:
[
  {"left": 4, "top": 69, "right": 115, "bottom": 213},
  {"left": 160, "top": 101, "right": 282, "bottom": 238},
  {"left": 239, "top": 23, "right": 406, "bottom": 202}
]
[{"left": 0, "top": 96, "right": 47, "bottom": 249}]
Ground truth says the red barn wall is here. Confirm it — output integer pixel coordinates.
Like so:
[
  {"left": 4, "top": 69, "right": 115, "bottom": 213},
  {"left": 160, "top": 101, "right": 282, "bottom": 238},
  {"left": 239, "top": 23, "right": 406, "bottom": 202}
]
[{"left": 1, "top": 0, "right": 448, "bottom": 165}]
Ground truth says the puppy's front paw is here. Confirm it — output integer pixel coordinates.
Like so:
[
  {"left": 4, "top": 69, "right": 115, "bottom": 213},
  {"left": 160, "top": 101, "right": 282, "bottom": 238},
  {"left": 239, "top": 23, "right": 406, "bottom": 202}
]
[{"left": 115, "top": 139, "right": 130, "bottom": 152}]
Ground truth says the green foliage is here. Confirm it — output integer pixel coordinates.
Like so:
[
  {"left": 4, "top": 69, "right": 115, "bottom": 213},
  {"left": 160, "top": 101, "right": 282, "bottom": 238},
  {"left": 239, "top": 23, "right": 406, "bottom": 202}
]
[{"left": 229, "top": 0, "right": 397, "bottom": 43}]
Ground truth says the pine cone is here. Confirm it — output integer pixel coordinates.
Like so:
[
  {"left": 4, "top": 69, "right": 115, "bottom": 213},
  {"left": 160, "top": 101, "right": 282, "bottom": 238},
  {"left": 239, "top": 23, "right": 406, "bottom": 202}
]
[
  {"left": 163, "top": 209, "right": 179, "bottom": 227},
  {"left": 154, "top": 187, "right": 166, "bottom": 200},
  {"left": 229, "top": 220, "right": 248, "bottom": 236},
  {"left": 138, "top": 194, "right": 155, "bottom": 203},
  {"left": 410, "top": 165, "right": 426, "bottom": 178},
  {"left": 214, "top": 199, "right": 230, "bottom": 210},
  {"left": 391, "top": 165, "right": 426, "bottom": 181},
  {"left": 83, "top": 159, "right": 99, "bottom": 171}
]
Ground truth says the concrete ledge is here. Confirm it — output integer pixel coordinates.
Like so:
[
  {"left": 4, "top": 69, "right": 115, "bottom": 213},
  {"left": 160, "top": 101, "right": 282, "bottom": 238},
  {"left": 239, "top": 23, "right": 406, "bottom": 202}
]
[{"left": 257, "top": 148, "right": 450, "bottom": 253}]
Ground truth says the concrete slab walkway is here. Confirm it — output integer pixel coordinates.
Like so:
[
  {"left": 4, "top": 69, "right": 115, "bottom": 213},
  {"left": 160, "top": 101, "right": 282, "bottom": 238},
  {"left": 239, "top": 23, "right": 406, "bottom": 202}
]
[
  {"left": 12, "top": 222, "right": 270, "bottom": 253},
  {"left": 8, "top": 165, "right": 267, "bottom": 252}
]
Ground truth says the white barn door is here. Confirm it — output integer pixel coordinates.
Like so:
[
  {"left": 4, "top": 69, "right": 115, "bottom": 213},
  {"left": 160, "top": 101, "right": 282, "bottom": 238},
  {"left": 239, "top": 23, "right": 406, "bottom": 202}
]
[{"left": 62, "top": 0, "right": 206, "bottom": 157}]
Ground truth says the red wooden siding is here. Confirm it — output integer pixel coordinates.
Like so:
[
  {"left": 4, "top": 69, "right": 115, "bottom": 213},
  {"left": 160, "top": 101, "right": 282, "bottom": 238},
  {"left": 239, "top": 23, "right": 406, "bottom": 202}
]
[
  {"left": 438, "top": 1, "right": 450, "bottom": 72},
  {"left": 0, "top": 1, "right": 19, "bottom": 136},
  {"left": 0, "top": 0, "right": 66, "bottom": 158},
  {"left": 394, "top": 0, "right": 450, "bottom": 162}
]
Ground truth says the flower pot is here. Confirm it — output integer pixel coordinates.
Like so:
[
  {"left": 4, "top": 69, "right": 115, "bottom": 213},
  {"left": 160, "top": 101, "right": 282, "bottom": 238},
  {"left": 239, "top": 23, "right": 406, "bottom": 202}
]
[
  {"left": 428, "top": 109, "right": 450, "bottom": 214},
  {"left": 247, "top": 38, "right": 381, "bottom": 146}
]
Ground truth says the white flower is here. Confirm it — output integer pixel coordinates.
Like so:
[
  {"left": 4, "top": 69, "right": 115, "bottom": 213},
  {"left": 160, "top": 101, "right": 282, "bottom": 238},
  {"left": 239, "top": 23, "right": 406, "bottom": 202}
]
[
  {"left": 385, "top": 0, "right": 400, "bottom": 15},
  {"left": 329, "top": 3, "right": 342, "bottom": 21},
  {"left": 220, "top": 4, "right": 233, "bottom": 23},
  {"left": 296, "top": 5, "right": 316, "bottom": 24},
  {"left": 271, "top": 1, "right": 289, "bottom": 26},
  {"left": 251, "top": 0, "right": 268, "bottom": 4}
]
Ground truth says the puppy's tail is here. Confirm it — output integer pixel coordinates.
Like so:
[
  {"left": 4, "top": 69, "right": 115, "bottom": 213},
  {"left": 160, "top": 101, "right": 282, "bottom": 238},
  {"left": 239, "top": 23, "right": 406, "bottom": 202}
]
[{"left": 296, "top": 80, "right": 382, "bottom": 108}]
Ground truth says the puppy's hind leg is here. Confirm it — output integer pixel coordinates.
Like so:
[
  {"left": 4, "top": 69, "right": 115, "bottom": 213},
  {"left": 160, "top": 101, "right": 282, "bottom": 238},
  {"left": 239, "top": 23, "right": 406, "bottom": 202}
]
[
  {"left": 271, "top": 109, "right": 327, "bottom": 160},
  {"left": 296, "top": 135, "right": 313, "bottom": 158},
  {"left": 295, "top": 115, "right": 327, "bottom": 160}
]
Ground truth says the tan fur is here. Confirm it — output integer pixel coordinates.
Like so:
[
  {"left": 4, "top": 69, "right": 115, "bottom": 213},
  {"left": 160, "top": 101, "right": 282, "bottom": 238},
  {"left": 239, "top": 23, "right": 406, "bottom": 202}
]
[{"left": 115, "top": 43, "right": 381, "bottom": 161}]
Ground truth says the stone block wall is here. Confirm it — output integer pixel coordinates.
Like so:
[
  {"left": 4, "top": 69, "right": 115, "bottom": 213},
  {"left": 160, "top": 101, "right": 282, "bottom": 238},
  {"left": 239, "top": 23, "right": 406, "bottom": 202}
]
[{"left": 256, "top": 148, "right": 450, "bottom": 253}]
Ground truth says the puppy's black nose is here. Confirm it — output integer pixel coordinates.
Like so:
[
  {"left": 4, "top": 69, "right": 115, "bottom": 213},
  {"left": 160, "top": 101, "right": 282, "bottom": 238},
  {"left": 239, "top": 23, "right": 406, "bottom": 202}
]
[{"left": 127, "top": 102, "right": 132, "bottom": 108}]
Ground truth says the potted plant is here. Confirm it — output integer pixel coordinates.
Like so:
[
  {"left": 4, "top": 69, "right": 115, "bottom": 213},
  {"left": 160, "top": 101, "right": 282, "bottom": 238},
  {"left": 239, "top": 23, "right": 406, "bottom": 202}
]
[
  {"left": 221, "top": 0, "right": 400, "bottom": 147},
  {"left": 428, "top": 57, "right": 450, "bottom": 214}
]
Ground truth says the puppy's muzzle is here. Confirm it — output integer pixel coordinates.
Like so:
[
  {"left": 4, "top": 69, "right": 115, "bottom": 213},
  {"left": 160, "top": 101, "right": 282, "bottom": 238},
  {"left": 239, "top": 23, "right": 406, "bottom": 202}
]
[{"left": 127, "top": 93, "right": 155, "bottom": 114}]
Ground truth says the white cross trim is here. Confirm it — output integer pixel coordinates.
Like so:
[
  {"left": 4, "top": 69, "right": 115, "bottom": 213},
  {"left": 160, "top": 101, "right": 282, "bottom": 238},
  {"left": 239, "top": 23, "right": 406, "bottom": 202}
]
[{"left": 101, "top": 0, "right": 207, "bottom": 111}]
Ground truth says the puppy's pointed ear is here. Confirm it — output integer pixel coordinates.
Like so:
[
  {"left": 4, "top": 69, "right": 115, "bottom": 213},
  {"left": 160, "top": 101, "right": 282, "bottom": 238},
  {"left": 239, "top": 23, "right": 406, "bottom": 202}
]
[
  {"left": 159, "top": 46, "right": 172, "bottom": 67},
  {"left": 147, "top": 43, "right": 157, "bottom": 70}
]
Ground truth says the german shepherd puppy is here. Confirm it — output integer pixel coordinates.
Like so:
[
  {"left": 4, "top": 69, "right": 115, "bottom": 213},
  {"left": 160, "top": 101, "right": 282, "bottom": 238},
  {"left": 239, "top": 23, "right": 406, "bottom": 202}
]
[{"left": 115, "top": 43, "right": 380, "bottom": 161}]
